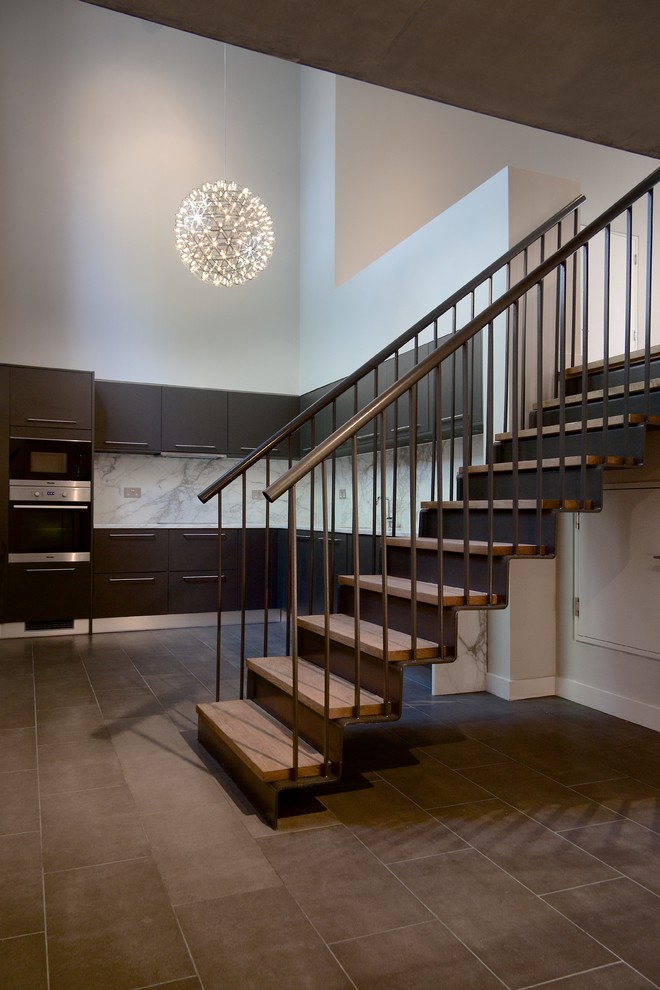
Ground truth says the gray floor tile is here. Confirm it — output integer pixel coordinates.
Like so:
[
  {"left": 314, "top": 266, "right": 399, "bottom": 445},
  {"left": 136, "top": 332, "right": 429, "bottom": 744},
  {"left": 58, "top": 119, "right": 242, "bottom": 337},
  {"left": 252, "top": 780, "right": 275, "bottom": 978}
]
[
  {"left": 0, "top": 681, "right": 35, "bottom": 730},
  {"left": 141, "top": 802, "right": 281, "bottom": 905},
  {"left": 107, "top": 714, "right": 194, "bottom": 765},
  {"left": 561, "top": 818, "right": 660, "bottom": 895},
  {"left": 0, "top": 726, "right": 36, "bottom": 772},
  {"left": 0, "top": 770, "right": 40, "bottom": 835},
  {"left": 571, "top": 776, "right": 660, "bottom": 833},
  {"left": 321, "top": 776, "right": 469, "bottom": 863},
  {"left": 176, "top": 886, "right": 354, "bottom": 990},
  {"left": 0, "top": 933, "right": 47, "bottom": 990},
  {"left": 536, "top": 961, "right": 659, "bottom": 988},
  {"left": 460, "top": 761, "right": 623, "bottom": 830},
  {"left": 94, "top": 685, "right": 164, "bottom": 718},
  {"left": 432, "top": 798, "right": 620, "bottom": 893},
  {"left": 41, "top": 783, "right": 148, "bottom": 872},
  {"left": 391, "top": 847, "right": 615, "bottom": 988},
  {"left": 45, "top": 857, "right": 195, "bottom": 990},
  {"left": 378, "top": 747, "right": 495, "bottom": 809},
  {"left": 258, "top": 824, "right": 432, "bottom": 942},
  {"left": 0, "top": 832, "right": 43, "bottom": 938},
  {"left": 332, "top": 920, "right": 504, "bottom": 989},
  {"left": 545, "top": 877, "right": 660, "bottom": 987}
]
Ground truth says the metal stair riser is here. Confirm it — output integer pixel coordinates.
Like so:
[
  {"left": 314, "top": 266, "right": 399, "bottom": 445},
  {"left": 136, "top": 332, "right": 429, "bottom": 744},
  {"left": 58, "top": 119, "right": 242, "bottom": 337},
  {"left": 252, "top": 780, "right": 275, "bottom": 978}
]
[
  {"left": 534, "top": 390, "right": 660, "bottom": 427},
  {"left": 338, "top": 583, "right": 457, "bottom": 656},
  {"left": 565, "top": 360, "right": 660, "bottom": 396},
  {"left": 246, "top": 669, "right": 344, "bottom": 767},
  {"left": 495, "top": 424, "right": 647, "bottom": 463},
  {"left": 418, "top": 506, "right": 558, "bottom": 549},
  {"left": 457, "top": 465, "right": 603, "bottom": 502},
  {"left": 298, "top": 627, "right": 404, "bottom": 708},
  {"left": 386, "top": 544, "right": 510, "bottom": 598}
]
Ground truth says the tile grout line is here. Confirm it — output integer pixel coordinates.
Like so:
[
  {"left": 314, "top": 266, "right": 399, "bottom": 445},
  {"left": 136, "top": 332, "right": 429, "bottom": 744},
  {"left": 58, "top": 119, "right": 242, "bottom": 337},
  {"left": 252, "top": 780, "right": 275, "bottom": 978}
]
[{"left": 32, "top": 639, "right": 51, "bottom": 990}]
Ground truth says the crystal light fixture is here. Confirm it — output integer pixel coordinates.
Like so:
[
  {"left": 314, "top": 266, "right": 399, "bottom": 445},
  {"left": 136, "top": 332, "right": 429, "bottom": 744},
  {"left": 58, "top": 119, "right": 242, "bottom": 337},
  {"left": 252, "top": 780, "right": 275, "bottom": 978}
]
[
  {"left": 174, "top": 46, "right": 275, "bottom": 288},
  {"left": 175, "top": 180, "right": 274, "bottom": 287}
]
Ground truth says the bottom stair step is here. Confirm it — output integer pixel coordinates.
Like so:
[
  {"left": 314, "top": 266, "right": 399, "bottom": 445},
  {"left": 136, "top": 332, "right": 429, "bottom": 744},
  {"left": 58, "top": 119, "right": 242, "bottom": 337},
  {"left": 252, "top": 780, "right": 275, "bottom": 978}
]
[
  {"left": 197, "top": 698, "right": 325, "bottom": 782},
  {"left": 247, "top": 655, "right": 385, "bottom": 718}
]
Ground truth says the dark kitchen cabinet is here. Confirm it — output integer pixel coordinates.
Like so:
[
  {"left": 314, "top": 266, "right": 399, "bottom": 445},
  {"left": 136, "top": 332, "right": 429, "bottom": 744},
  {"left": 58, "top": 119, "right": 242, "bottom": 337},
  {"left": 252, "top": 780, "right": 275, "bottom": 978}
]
[
  {"left": 227, "top": 392, "right": 299, "bottom": 459},
  {"left": 93, "top": 528, "right": 168, "bottom": 617},
  {"left": 94, "top": 380, "right": 162, "bottom": 454},
  {"left": 168, "top": 527, "right": 237, "bottom": 614},
  {"left": 0, "top": 366, "right": 8, "bottom": 572},
  {"left": 295, "top": 529, "right": 350, "bottom": 615},
  {"left": 10, "top": 366, "right": 93, "bottom": 437},
  {"left": 161, "top": 386, "right": 228, "bottom": 456},
  {"left": 4, "top": 561, "right": 91, "bottom": 623}
]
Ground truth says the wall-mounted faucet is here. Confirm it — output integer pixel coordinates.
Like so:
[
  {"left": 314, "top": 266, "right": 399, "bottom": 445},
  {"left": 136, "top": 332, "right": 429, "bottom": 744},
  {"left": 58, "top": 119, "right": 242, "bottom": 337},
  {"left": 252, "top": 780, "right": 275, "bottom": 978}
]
[{"left": 376, "top": 495, "right": 393, "bottom": 533}]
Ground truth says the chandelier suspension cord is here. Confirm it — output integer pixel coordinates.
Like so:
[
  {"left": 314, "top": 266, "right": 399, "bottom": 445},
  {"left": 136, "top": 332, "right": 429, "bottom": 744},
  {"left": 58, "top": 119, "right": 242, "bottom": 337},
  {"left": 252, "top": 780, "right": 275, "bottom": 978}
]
[{"left": 223, "top": 43, "right": 227, "bottom": 178}]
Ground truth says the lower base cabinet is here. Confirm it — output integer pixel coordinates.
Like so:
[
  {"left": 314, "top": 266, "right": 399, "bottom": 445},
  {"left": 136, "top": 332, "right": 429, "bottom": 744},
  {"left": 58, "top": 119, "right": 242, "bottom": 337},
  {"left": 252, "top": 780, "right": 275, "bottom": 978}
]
[
  {"left": 94, "top": 571, "right": 169, "bottom": 618},
  {"left": 4, "top": 562, "right": 91, "bottom": 624}
]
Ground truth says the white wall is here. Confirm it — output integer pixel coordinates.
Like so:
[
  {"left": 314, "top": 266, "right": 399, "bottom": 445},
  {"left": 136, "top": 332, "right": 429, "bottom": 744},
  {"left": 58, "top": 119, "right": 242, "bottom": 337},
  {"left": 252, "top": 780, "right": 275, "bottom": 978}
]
[{"left": 0, "top": 0, "right": 301, "bottom": 393}]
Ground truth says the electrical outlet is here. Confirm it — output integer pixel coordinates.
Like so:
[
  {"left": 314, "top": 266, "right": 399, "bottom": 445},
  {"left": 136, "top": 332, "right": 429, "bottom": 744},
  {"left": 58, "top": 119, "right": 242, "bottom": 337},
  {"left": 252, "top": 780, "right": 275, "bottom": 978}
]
[
  {"left": 339, "top": 488, "right": 347, "bottom": 499},
  {"left": 123, "top": 487, "right": 141, "bottom": 498}
]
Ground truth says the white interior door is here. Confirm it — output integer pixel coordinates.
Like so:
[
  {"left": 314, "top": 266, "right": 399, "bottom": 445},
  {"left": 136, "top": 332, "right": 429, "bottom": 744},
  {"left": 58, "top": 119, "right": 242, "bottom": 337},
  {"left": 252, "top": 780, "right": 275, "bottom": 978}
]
[{"left": 578, "top": 228, "right": 639, "bottom": 363}]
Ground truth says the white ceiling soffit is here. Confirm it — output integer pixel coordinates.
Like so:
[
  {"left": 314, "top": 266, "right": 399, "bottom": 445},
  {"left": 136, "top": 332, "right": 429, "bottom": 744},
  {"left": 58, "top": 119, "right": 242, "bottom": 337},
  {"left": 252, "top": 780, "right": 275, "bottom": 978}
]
[{"left": 81, "top": 0, "right": 660, "bottom": 160}]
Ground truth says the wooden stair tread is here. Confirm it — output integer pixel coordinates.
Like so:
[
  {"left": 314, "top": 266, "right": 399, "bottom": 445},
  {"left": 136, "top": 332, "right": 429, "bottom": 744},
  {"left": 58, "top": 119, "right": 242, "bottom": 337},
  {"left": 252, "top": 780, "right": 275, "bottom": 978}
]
[
  {"left": 298, "top": 612, "right": 441, "bottom": 661},
  {"left": 539, "top": 377, "right": 660, "bottom": 410},
  {"left": 386, "top": 535, "right": 542, "bottom": 556},
  {"left": 459, "top": 454, "right": 637, "bottom": 474},
  {"left": 565, "top": 343, "right": 660, "bottom": 378},
  {"left": 338, "top": 573, "right": 497, "bottom": 606},
  {"left": 247, "top": 655, "right": 385, "bottom": 717},
  {"left": 197, "top": 699, "right": 325, "bottom": 782},
  {"left": 421, "top": 499, "right": 594, "bottom": 511},
  {"left": 495, "top": 413, "right": 660, "bottom": 442}
]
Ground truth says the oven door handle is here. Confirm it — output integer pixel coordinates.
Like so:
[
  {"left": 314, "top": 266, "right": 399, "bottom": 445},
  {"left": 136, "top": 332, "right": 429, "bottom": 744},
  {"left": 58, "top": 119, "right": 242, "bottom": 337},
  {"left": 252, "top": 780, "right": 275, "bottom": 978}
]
[{"left": 11, "top": 504, "right": 89, "bottom": 510}]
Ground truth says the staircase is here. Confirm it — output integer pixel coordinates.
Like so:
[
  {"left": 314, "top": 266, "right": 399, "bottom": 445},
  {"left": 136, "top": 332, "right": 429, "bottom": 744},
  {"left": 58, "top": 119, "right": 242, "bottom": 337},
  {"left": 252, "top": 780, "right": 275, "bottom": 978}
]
[{"left": 196, "top": 166, "right": 660, "bottom": 828}]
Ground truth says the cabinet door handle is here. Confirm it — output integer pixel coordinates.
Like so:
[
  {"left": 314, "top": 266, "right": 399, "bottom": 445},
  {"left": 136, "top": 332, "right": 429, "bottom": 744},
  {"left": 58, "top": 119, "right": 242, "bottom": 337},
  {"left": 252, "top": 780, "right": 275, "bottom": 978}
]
[
  {"left": 108, "top": 577, "right": 156, "bottom": 584},
  {"left": 104, "top": 440, "right": 150, "bottom": 446},
  {"left": 653, "top": 556, "right": 660, "bottom": 560},
  {"left": 26, "top": 567, "right": 75, "bottom": 573},
  {"left": 182, "top": 574, "right": 224, "bottom": 583},
  {"left": 297, "top": 536, "right": 311, "bottom": 543},
  {"left": 174, "top": 444, "right": 217, "bottom": 450},
  {"left": 108, "top": 533, "right": 156, "bottom": 539},
  {"left": 390, "top": 423, "right": 421, "bottom": 433},
  {"left": 26, "top": 417, "right": 77, "bottom": 425},
  {"left": 14, "top": 505, "right": 88, "bottom": 510},
  {"left": 317, "top": 538, "right": 342, "bottom": 544},
  {"left": 182, "top": 532, "right": 222, "bottom": 539}
]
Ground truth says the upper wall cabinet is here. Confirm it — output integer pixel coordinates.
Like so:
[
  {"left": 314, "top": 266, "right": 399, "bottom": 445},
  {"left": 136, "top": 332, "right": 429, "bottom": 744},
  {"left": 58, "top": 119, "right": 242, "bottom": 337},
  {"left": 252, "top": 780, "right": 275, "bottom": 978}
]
[
  {"left": 95, "top": 381, "right": 161, "bottom": 454},
  {"left": 161, "top": 386, "right": 228, "bottom": 456},
  {"left": 10, "top": 366, "right": 93, "bottom": 437},
  {"left": 227, "top": 392, "right": 300, "bottom": 459}
]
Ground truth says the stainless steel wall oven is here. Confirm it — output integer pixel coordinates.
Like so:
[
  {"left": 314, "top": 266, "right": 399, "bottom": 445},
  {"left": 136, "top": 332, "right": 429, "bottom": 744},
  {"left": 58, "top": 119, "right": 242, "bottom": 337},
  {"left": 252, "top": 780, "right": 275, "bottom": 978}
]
[{"left": 8, "top": 481, "right": 92, "bottom": 563}]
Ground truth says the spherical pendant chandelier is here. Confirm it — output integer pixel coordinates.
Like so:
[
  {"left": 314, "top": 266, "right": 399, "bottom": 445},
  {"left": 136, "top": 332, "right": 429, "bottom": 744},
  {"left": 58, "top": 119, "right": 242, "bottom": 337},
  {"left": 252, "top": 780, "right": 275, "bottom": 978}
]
[
  {"left": 175, "top": 180, "right": 274, "bottom": 287},
  {"left": 174, "top": 46, "right": 275, "bottom": 288}
]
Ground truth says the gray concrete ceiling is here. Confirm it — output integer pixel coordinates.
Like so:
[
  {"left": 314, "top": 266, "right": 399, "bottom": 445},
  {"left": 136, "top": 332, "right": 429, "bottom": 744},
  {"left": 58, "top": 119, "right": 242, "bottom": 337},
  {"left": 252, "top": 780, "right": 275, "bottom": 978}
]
[{"left": 82, "top": 0, "right": 660, "bottom": 159}]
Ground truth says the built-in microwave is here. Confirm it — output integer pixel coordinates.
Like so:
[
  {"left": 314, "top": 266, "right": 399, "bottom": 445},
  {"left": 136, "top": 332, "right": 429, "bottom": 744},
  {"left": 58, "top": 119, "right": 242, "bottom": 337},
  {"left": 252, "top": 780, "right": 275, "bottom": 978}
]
[{"left": 9, "top": 437, "right": 92, "bottom": 482}]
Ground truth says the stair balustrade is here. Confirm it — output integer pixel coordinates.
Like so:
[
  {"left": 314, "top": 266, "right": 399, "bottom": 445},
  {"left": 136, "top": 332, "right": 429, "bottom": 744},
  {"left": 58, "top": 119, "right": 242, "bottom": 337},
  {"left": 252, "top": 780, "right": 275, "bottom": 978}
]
[{"left": 196, "top": 164, "right": 660, "bottom": 826}]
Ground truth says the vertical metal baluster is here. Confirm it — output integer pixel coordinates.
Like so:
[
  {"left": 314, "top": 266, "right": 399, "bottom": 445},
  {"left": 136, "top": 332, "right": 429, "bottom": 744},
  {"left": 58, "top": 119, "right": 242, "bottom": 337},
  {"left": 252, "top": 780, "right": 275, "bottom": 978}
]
[
  {"left": 321, "top": 459, "right": 331, "bottom": 772},
  {"left": 461, "top": 345, "right": 471, "bottom": 600},
  {"left": 264, "top": 455, "right": 271, "bottom": 657},
  {"left": 409, "top": 385, "right": 418, "bottom": 663},
  {"left": 503, "top": 261, "right": 511, "bottom": 433},
  {"left": 215, "top": 492, "right": 223, "bottom": 702},
  {"left": 644, "top": 190, "right": 654, "bottom": 417},
  {"left": 602, "top": 226, "right": 611, "bottom": 461},
  {"left": 511, "top": 302, "right": 520, "bottom": 550},
  {"left": 553, "top": 221, "right": 565, "bottom": 398},
  {"left": 430, "top": 319, "right": 439, "bottom": 502},
  {"left": 435, "top": 358, "right": 445, "bottom": 655},
  {"left": 486, "top": 323, "right": 495, "bottom": 603},
  {"left": 351, "top": 434, "right": 361, "bottom": 716},
  {"left": 379, "top": 410, "right": 390, "bottom": 709},
  {"left": 449, "top": 308, "right": 457, "bottom": 500},
  {"left": 580, "top": 246, "right": 590, "bottom": 506},
  {"left": 240, "top": 473, "right": 247, "bottom": 674},
  {"left": 557, "top": 264, "right": 567, "bottom": 505},
  {"left": 536, "top": 280, "right": 545, "bottom": 549},
  {"left": 371, "top": 368, "right": 379, "bottom": 573},
  {"left": 622, "top": 206, "right": 633, "bottom": 451},
  {"left": 289, "top": 491, "right": 299, "bottom": 780},
  {"left": 520, "top": 250, "right": 528, "bottom": 428},
  {"left": 392, "top": 353, "right": 399, "bottom": 535}
]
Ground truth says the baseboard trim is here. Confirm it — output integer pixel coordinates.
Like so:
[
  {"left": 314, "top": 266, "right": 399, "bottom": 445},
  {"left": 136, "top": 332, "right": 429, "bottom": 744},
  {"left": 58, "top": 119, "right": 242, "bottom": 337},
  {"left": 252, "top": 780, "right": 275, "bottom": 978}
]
[
  {"left": 556, "top": 676, "right": 660, "bottom": 731},
  {"left": 486, "top": 671, "right": 557, "bottom": 701},
  {"left": 92, "top": 609, "right": 282, "bottom": 634}
]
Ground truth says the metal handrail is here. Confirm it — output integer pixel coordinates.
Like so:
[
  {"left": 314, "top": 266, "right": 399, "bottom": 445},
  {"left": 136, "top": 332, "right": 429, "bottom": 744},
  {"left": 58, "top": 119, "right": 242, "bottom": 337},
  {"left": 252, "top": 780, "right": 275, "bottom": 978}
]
[
  {"left": 197, "top": 192, "right": 585, "bottom": 505},
  {"left": 264, "top": 164, "right": 660, "bottom": 504}
]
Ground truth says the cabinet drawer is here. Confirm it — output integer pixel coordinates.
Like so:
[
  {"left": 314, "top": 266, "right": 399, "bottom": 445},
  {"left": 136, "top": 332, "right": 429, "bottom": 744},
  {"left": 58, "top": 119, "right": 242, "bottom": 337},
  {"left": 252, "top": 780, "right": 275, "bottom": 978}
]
[
  {"left": 4, "top": 562, "right": 91, "bottom": 623},
  {"left": 168, "top": 570, "right": 238, "bottom": 613},
  {"left": 93, "top": 572, "right": 168, "bottom": 617},
  {"left": 168, "top": 529, "right": 236, "bottom": 571},
  {"left": 94, "top": 529, "right": 169, "bottom": 573}
]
